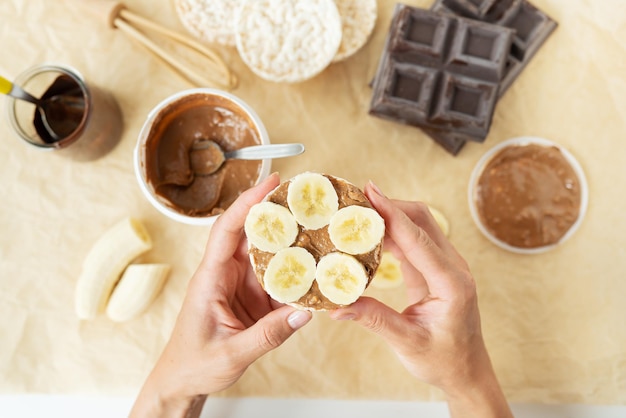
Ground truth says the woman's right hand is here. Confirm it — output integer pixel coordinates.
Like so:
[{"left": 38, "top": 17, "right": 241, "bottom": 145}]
[{"left": 329, "top": 182, "right": 513, "bottom": 418}]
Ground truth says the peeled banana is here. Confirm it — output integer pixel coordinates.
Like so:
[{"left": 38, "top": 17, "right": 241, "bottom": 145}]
[
  {"left": 75, "top": 217, "right": 152, "bottom": 320},
  {"left": 287, "top": 172, "right": 339, "bottom": 230},
  {"left": 328, "top": 205, "right": 385, "bottom": 255},
  {"left": 106, "top": 264, "right": 170, "bottom": 322},
  {"left": 316, "top": 252, "right": 368, "bottom": 305},
  {"left": 244, "top": 201, "right": 299, "bottom": 253},
  {"left": 370, "top": 251, "right": 403, "bottom": 289},
  {"left": 263, "top": 247, "right": 317, "bottom": 303}
]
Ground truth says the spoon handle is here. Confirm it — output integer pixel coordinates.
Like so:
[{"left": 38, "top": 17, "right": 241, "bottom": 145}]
[
  {"left": 0, "top": 76, "right": 12, "bottom": 95},
  {"left": 0, "top": 76, "right": 39, "bottom": 104},
  {"left": 224, "top": 143, "right": 305, "bottom": 160}
]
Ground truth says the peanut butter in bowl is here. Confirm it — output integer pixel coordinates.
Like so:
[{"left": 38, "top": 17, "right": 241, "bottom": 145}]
[{"left": 468, "top": 137, "right": 589, "bottom": 254}]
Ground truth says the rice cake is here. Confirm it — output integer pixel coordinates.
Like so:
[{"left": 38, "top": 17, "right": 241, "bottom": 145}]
[
  {"left": 333, "top": 0, "right": 378, "bottom": 62},
  {"left": 173, "top": 0, "right": 241, "bottom": 46},
  {"left": 235, "top": 0, "right": 342, "bottom": 83}
]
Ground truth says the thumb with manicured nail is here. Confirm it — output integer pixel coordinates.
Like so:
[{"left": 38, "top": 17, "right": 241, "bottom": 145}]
[{"left": 235, "top": 306, "right": 313, "bottom": 363}]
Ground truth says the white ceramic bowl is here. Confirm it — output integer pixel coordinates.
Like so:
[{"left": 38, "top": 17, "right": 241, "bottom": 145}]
[
  {"left": 468, "top": 136, "right": 589, "bottom": 254},
  {"left": 134, "top": 88, "right": 271, "bottom": 226}
]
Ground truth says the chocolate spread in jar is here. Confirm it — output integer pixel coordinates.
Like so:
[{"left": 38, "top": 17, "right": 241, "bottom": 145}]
[
  {"left": 145, "top": 93, "right": 262, "bottom": 217},
  {"left": 33, "top": 75, "right": 86, "bottom": 143},
  {"left": 476, "top": 144, "right": 582, "bottom": 249},
  {"left": 249, "top": 175, "right": 383, "bottom": 311}
]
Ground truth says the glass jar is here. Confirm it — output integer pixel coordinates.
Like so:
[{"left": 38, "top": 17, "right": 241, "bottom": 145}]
[{"left": 5, "top": 64, "right": 123, "bottom": 161}]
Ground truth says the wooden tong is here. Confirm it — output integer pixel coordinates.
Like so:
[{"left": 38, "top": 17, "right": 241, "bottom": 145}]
[{"left": 83, "top": 0, "right": 237, "bottom": 90}]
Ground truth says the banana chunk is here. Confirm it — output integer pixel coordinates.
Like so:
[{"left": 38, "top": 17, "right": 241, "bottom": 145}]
[
  {"left": 428, "top": 205, "right": 450, "bottom": 237},
  {"left": 245, "top": 201, "right": 299, "bottom": 253},
  {"left": 287, "top": 172, "right": 339, "bottom": 230},
  {"left": 106, "top": 264, "right": 171, "bottom": 322},
  {"left": 75, "top": 218, "right": 152, "bottom": 320},
  {"left": 370, "top": 251, "right": 403, "bottom": 289},
  {"left": 316, "top": 252, "right": 368, "bottom": 305},
  {"left": 263, "top": 247, "right": 317, "bottom": 303},
  {"left": 328, "top": 205, "right": 385, "bottom": 255}
]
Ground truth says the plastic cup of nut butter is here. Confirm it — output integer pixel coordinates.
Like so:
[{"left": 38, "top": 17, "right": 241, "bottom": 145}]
[
  {"left": 134, "top": 88, "right": 271, "bottom": 226},
  {"left": 5, "top": 64, "right": 123, "bottom": 161},
  {"left": 468, "top": 136, "right": 589, "bottom": 254}
]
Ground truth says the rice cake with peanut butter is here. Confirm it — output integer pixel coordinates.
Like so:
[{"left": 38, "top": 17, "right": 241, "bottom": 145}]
[{"left": 245, "top": 173, "right": 384, "bottom": 311}]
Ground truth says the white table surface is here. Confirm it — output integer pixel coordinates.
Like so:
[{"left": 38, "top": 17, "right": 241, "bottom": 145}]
[{"left": 2, "top": 395, "right": 625, "bottom": 418}]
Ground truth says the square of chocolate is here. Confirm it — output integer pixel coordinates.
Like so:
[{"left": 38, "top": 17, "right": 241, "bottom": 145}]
[
  {"left": 430, "top": 73, "right": 498, "bottom": 134},
  {"left": 420, "top": 128, "right": 469, "bottom": 155},
  {"left": 447, "top": 18, "right": 513, "bottom": 81},
  {"left": 434, "top": 0, "right": 523, "bottom": 23},
  {"left": 452, "top": 0, "right": 499, "bottom": 17},
  {"left": 369, "top": 5, "right": 514, "bottom": 142},
  {"left": 431, "top": 0, "right": 558, "bottom": 94}
]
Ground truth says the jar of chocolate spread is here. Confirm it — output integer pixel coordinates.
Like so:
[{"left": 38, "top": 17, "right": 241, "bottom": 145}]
[{"left": 6, "top": 64, "right": 123, "bottom": 161}]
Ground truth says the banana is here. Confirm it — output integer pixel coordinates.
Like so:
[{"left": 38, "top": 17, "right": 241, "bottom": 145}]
[
  {"left": 370, "top": 251, "right": 403, "bottom": 289},
  {"left": 328, "top": 205, "right": 385, "bottom": 255},
  {"left": 75, "top": 217, "right": 152, "bottom": 320},
  {"left": 106, "top": 264, "right": 171, "bottom": 322},
  {"left": 263, "top": 247, "right": 317, "bottom": 303},
  {"left": 428, "top": 205, "right": 450, "bottom": 237},
  {"left": 316, "top": 252, "right": 369, "bottom": 305},
  {"left": 245, "top": 201, "right": 299, "bottom": 253},
  {"left": 287, "top": 172, "right": 339, "bottom": 230}
]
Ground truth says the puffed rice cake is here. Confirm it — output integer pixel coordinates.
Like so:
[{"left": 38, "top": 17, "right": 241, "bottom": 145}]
[
  {"left": 234, "top": 0, "right": 342, "bottom": 83},
  {"left": 333, "top": 0, "right": 378, "bottom": 62},
  {"left": 173, "top": 0, "right": 241, "bottom": 46}
]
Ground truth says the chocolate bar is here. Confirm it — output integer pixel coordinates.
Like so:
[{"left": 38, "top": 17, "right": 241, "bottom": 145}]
[
  {"left": 421, "top": 128, "right": 469, "bottom": 155},
  {"left": 369, "top": 5, "right": 514, "bottom": 149},
  {"left": 431, "top": 0, "right": 558, "bottom": 95}
]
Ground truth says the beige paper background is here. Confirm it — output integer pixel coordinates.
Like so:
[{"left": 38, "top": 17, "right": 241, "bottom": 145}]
[{"left": 1, "top": 0, "right": 625, "bottom": 405}]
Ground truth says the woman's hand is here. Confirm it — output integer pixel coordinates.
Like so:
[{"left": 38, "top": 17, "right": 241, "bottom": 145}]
[
  {"left": 329, "top": 182, "right": 513, "bottom": 418},
  {"left": 129, "top": 173, "right": 312, "bottom": 418}
]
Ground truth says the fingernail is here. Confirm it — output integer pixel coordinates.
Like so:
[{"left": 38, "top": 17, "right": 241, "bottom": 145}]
[
  {"left": 368, "top": 180, "right": 386, "bottom": 198},
  {"left": 287, "top": 310, "right": 312, "bottom": 330},
  {"left": 263, "top": 172, "right": 279, "bottom": 184}
]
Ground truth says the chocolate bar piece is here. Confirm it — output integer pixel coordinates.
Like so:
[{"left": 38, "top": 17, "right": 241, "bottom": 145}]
[
  {"left": 419, "top": 119, "right": 479, "bottom": 155},
  {"left": 369, "top": 5, "right": 514, "bottom": 148},
  {"left": 421, "top": 127, "right": 469, "bottom": 155},
  {"left": 424, "top": 0, "right": 557, "bottom": 154},
  {"left": 431, "top": 0, "right": 558, "bottom": 95}
]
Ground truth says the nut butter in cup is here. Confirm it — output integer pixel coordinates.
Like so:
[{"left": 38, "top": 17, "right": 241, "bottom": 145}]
[
  {"left": 468, "top": 136, "right": 589, "bottom": 254},
  {"left": 135, "top": 88, "right": 271, "bottom": 226},
  {"left": 6, "top": 64, "right": 123, "bottom": 161}
]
